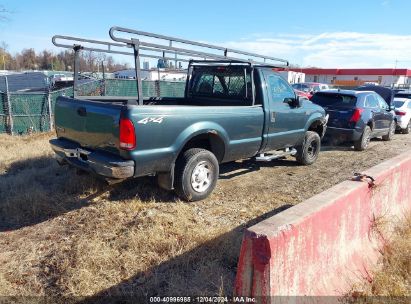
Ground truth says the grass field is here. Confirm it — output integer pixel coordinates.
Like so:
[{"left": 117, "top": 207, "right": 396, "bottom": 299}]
[
  {"left": 0, "top": 132, "right": 410, "bottom": 301},
  {"left": 349, "top": 214, "right": 411, "bottom": 301}
]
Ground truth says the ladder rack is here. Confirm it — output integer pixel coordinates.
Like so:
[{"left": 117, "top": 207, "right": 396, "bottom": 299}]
[{"left": 52, "top": 26, "right": 290, "bottom": 104}]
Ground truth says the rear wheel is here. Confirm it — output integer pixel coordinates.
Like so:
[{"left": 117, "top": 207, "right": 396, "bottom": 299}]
[
  {"left": 174, "top": 148, "right": 219, "bottom": 202},
  {"left": 382, "top": 120, "right": 396, "bottom": 141},
  {"left": 354, "top": 126, "right": 371, "bottom": 151},
  {"left": 295, "top": 131, "right": 321, "bottom": 165}
]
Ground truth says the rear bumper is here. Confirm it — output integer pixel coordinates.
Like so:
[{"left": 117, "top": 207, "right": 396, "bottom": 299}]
[
  {"left": 396, "top": 116, "right": 410, "bottom": 129},
  {"left": 324, "top": 126, "right": 363, "bottom": 142},
  {"left": 50, "top": 138, "right": 134, "bottom": 180}
]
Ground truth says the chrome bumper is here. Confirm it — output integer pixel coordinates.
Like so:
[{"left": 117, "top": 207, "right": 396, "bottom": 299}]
[{"left": 50, "top": 138, "right": 134, "bottom": 180}]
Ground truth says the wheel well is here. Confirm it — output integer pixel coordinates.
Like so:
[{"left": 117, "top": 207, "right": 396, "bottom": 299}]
[
  {"left": 308, "top": 120, "right": 324, "bottom": 137},
  {"left": 179, "top": 133, "right": 225, "bottom": 163}
]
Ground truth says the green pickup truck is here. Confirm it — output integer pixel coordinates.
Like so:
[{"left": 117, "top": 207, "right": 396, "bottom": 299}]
[{"left": 50, "top": 28, "right": 328, "bottom": 201}]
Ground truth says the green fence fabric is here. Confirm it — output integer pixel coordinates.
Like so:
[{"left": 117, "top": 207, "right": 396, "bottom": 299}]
[
  {"left": 10, "top": 93, "right": 50, "bottom": 134},
  {"left": 50, "top": 87, "right": 73, "bottom": 110},
  {"left": 104, "top": 79, "right": 157, "bottom": 97},
  {"left": 0, "top": 93, "right": 7, "bottom": 133},
  {"left": 1, "top": 79, "right": 186, "bottom": 135},
  {"left": 159, "top": 81, "right": 185, "bottom": 97},
  {"left": 104, "top": 79, "right": 185, "bottom": 97}
]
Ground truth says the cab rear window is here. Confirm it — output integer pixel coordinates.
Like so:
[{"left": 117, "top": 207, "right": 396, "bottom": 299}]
[
  {"left": 311, "top": 93, "right": 357, "bottom": 107},
  {"left": 189, "top": 66, "right": 252, "bottom": 101}
]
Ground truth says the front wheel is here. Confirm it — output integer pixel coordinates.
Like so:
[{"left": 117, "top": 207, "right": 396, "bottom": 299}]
[
  {"left": 174, "top": 148, "right": 219, "bottom": 202},
  {"left": 382, "top": 120, "right": 396, "bottom": 141},
  {"left": 295, "top": 131, "right": 321, "bottom": 165}
]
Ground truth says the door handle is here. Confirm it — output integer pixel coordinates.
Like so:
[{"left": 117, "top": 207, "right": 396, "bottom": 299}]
[
  {"left": 77, "top": 107, "right": 87, "bottom": 117},
  {"left": 271, "top": 112, "right": 276, "bottom": 122}
]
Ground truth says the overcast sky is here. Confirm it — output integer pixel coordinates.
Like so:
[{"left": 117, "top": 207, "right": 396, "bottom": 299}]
[{"left": 1, "top": 0, "right": 411, "bottom": 68}]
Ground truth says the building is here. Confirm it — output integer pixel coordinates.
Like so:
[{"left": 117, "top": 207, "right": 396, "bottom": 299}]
[
  {"left": 277, "top": 70, "right": 305, "bottom": 84},
  {"left": 289, "top": 68, "right": 411, "bottom": 88},
  {"left": 114, "top": 69, "right": 187, "bottom": 81}
]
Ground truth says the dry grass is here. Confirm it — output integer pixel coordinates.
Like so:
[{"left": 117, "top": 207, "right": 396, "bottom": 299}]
[
  {"left": 0, "top": 132, "right": 410, "bottom": 300},
  {"left": 349, "top": 214, "right": 411, "bottom": 300}
]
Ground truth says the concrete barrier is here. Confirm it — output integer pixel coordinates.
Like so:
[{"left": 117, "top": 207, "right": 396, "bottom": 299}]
[{"left": 234, "top": 151, "right": 411, "bottom": 300}]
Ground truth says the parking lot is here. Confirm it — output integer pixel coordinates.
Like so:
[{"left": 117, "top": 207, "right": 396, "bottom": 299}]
[{"left": 0, "top": 132, "right": 410, "bottom": 298}]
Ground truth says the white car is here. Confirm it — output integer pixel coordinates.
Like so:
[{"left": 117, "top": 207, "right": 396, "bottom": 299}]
[{"left": 393, "top": 92, "right": 411, "bottom": 134}]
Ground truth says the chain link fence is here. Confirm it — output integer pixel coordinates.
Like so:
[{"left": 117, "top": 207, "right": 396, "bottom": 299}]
[{"left": 0, "top": 78, "right": 186, "bottom": 135}]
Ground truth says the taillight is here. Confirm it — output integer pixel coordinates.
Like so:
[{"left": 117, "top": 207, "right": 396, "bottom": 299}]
[
  {"left": 350, "top": 108, "right": 364, "bottom": 123},
  {"left": 395, "top": 111, "right": 406, "bottom": 116},
  {"left": 119, "top": 118, "right": 136, "bottom": 150}
]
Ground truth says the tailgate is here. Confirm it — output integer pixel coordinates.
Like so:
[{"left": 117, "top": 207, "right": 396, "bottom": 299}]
[
  {"left": 324, "top": 107, "right": 356, "bottom": 128},
  {"left": 311, "top": 93, "right": 357, "bottom": 128},
  {"left": 54, "top": 96, "right": 123, "bottom": 154}
]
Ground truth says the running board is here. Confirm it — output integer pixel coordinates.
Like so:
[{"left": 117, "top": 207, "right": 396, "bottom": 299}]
[{"left": 255, "top": 148, "right": 297, "bottom": 162}]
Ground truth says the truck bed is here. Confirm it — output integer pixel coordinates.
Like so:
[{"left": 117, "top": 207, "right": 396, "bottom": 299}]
[{"left": 54, "top": 96, "right": 265, "bottom": 177}]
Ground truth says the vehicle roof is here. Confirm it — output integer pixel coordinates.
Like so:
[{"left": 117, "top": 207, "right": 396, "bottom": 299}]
[{"left": 315, "top": 89, "right": 374, "bottom": 96}]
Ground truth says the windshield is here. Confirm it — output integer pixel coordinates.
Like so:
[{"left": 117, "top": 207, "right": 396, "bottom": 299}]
[
  {"left": 393, "top": 100, "right": 405, "bottom": 108},
  {"left": 311, "top": 93, "right": 357, "bottom": 107},
  {"left": 292, "top": 83, "right": 310, "bottom": 91},
  {"left": 394, "top": 93, "right": 411, "bottom": 99}
]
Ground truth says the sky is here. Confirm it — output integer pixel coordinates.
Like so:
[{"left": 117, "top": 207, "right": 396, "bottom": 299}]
[{"left": 1, "top": 0, "right": 411, "bottom": 68}]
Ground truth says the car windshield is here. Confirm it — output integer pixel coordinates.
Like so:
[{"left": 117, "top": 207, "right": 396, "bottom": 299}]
[
  {"left": 393, "top": 100, "right": 405, "bottom": 108},
  {"left": 394, "top": 93, "right": 411, "bottom": 99},
  {"left": 311, "top": 93, "right": 357, "bottom": 107}
]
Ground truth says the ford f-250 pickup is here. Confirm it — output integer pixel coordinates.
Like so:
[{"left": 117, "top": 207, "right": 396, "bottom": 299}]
[{"left": 50, "top": 27, "right": 328, "bottom": 201}]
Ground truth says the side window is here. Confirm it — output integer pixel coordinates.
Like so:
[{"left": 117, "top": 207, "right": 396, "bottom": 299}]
[
  {"left": 375, "top": 94, "right": 389, "bottom": 110},
  {"left": 267, "top": 74, "right": 295, "bottom": 103},
  {"left": 365, "top": 94, "right": 379, "bottom": 108},
  {"left": 408, "top": 102, "right": 411, "bottom": 109}
]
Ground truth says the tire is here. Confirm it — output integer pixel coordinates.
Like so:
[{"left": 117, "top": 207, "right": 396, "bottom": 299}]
[
  {"left": 295, "top": 131, "right": 321, "bottom": 165},
  {"left": 354, "top": 126, "right": 371, "bottom": 151},
  {"left": 382, "top": 120, "right": 396, "bottom": 141},
  {"left": 402, "top": 120, "right": 411, "bottom": 134},
  {"left": 174, "top": 148, "right": 219, "bottom": 202}
]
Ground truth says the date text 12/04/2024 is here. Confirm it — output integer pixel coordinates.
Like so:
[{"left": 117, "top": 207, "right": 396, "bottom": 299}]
[{"left": 149, "top": 296, "right": 256, "bottom": 303}]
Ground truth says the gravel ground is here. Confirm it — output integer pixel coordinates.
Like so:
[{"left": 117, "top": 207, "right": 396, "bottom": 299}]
[{"left": 0, "top": 132, "right": 410, "bottom": 299}]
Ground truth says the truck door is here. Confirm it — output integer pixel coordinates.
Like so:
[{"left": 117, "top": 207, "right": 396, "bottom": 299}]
[{"left": 262, "top": 71, "right": 307, "bottom": 150}]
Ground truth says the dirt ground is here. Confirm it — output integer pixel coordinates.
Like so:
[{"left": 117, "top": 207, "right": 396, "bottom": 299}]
[{"left": 0, "top": 132, "right": 410, "bottom": 301}]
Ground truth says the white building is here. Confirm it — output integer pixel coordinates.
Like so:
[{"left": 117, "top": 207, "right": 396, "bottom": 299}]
[
  {"left": 290, "top": 68, "right": 411, "bottom": 88},
  {"left": 114, "top": 69, "right": 187, "bottom": 81},
  {"left": 277, "top": 70, "right": 305, "bottom": 84}
]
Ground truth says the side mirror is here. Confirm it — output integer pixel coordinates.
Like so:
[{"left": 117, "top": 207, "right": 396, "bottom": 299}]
[
  {"left": 284, "top": 97, "right": 302, "bottom": 107},
  {"left": 389, "top": 105, "right": 395, "bottom": 111}
]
